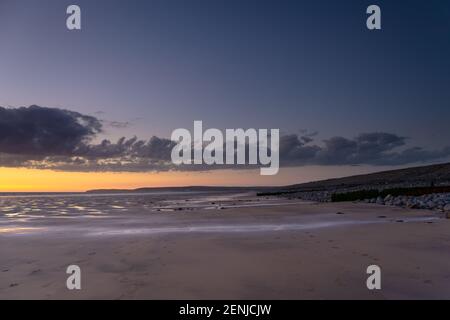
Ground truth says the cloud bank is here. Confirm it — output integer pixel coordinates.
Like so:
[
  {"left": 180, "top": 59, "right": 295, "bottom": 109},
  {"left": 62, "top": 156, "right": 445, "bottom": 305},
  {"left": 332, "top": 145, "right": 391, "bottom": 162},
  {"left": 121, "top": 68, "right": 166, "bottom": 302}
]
[{"left": 1, "top": 105, "right": 449, "bottom": 172}]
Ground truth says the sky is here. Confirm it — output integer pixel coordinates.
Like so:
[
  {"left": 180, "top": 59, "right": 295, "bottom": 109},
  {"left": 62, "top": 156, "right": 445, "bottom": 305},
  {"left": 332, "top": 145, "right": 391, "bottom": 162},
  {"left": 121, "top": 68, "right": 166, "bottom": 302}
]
[{"left": 0, "top": 0, "right": 449, "bottom": 191}]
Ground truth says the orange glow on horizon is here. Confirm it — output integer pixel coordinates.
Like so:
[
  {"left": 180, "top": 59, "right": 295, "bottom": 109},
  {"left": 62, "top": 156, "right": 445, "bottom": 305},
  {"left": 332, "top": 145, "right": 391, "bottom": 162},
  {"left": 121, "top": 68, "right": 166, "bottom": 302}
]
[
  {"left": 0, "top": 165, "right": 389, "bottom": 192},
  {"left": 0, "top": 167, "right": 287, "bottom": 192}
]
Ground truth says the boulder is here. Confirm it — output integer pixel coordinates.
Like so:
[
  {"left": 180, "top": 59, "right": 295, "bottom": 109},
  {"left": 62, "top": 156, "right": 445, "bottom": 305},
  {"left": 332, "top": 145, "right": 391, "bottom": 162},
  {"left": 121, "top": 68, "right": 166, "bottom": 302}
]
[{"left": 426, "top": 201, "right": 437, "bottom": 209}]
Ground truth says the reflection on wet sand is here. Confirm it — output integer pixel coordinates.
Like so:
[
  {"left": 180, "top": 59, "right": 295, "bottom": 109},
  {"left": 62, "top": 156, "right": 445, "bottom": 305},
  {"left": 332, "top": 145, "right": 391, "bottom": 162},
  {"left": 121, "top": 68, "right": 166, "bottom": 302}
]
[
  {"left": 0, "top": 191, "right": 255, "bottom": 220},
  {"left": 0, "top": 191, "right": 441, "bottom": 237},
  {"left": 0, "top": 227, "right": 44, "bottom": 234}
]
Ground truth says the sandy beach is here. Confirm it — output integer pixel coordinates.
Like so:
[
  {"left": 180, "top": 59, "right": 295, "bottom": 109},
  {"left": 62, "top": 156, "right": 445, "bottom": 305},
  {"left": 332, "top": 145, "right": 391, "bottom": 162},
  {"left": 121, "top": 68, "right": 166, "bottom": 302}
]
[{"left": 1, "top": 192, "right": 450, "bottom": 300}]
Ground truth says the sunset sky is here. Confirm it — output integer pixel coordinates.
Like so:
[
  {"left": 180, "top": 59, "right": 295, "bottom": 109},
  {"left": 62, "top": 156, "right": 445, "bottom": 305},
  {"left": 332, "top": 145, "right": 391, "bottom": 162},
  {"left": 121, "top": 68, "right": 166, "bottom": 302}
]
[{"left": 1, "top": 0, "right": 450, "bottom": 191}]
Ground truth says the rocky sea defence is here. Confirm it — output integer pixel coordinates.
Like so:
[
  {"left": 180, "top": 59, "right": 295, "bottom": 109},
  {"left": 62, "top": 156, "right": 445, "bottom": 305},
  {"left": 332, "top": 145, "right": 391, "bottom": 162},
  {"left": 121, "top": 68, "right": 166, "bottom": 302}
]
[
  {"left": 271, "top": 188, "right": 450, "bottom": 216},
  {"left": 363, "top": 193, "right": 450, "bottom": 212}
]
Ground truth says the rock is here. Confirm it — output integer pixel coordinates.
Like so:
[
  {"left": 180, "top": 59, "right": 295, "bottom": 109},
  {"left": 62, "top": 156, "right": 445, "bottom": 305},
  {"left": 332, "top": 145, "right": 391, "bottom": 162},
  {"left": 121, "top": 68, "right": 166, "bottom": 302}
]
[
  {"left": 384, "top": 194, "right": 393, "bottom": 202},
  {"left": 426, "top": 201, "right": 437, "bottom": 209},
  {"left": 409, "top": 203, "right": 420, "bottom": 209},
  {"left": 444, "top": 204, "right": 450, "bottom": 212}
]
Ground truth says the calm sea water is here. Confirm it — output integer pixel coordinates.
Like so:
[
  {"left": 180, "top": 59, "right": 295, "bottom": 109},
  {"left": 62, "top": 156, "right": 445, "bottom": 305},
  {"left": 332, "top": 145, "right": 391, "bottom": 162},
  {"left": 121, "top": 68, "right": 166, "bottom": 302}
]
[{"left": 0, "top": 191, "right": 243, "bottom": 219}]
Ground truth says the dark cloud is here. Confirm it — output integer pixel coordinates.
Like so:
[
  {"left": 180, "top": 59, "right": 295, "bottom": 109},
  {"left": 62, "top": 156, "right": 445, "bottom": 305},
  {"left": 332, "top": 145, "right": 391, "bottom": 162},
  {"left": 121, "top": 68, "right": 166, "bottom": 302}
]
[
  {"left": 0, "top": 106, "right": 449, "bottom": 172},
  {"left": 107, "top": 121, "right": 131, "bottom": 129},
  {"left": 279, "top": 132, "right": 450, "bottom": 166},
  {"left": 75, "top": 136, "right": 175, "bottom": 161},
  {"left": 279, "top": 134, "right": 321, "bottom": 164},
  {"left": 0, "top": 105, "right": 101, "bottom": 155},
  {"left": 317, "top": 132, "right": 407, "bottom": 165}
]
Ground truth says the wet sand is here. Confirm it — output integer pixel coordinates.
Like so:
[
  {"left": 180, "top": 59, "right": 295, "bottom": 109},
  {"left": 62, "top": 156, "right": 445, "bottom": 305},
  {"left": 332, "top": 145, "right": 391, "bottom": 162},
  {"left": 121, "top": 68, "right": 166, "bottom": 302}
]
[{"left": 1, "top": 194, "right": 450, "bottom": 299}]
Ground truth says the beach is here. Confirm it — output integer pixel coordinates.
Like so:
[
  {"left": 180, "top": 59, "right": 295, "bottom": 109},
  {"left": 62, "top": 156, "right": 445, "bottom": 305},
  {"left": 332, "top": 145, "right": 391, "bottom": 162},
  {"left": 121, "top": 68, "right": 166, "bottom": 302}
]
[{"left": 1, "top": 192, "right": 450, "bottom": 299}]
